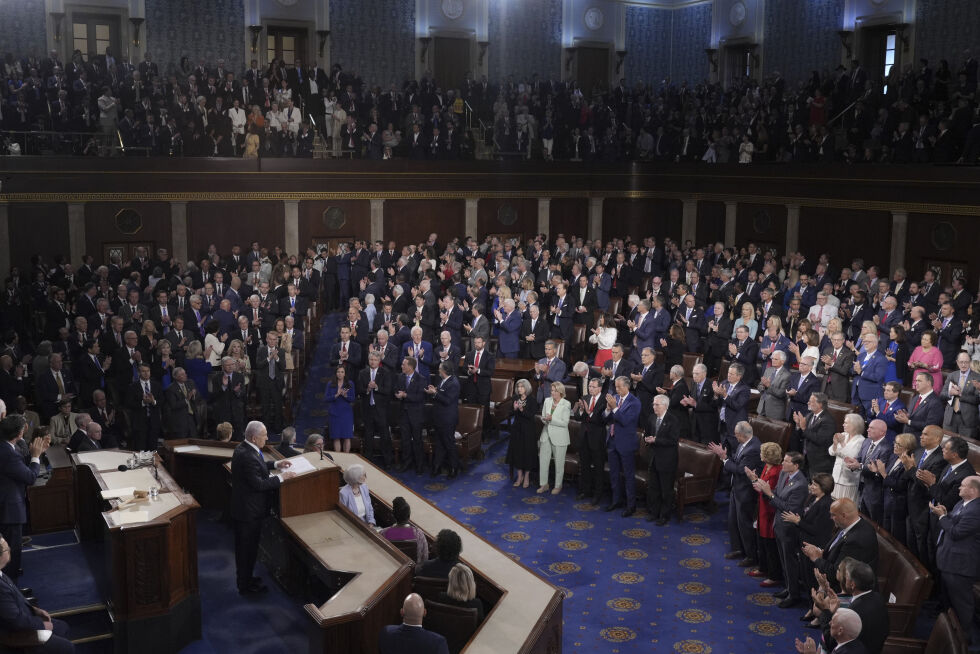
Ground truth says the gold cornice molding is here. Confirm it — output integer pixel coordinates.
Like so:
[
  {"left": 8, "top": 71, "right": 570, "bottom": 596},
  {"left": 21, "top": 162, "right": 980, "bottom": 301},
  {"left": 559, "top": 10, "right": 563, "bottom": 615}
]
[{"left": 1, "top": 191, "right": 979, "bottom": 216}]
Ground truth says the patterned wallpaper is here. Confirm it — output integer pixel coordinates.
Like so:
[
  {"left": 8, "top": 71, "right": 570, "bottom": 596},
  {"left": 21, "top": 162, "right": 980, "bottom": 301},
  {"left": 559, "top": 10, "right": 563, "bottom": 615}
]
[
  {"left": 488, "top": 0, "right": 562, "bottom": 82},
  {"left": 671, "top": 2, "right": 712, "bottom": 85},
  {"left": 0, "top": 0, "right": 47, "bottom": 59},
  {"left": 763, "top": 0, "right": 844, "bottom": 82},
  {"left": 145, "top": 0, "right": 246, "bottom": 77},
  {"left": 915, "top": 0, "right": 980, "bottom": 70},
  {"left": 625, "top": 3, "right": 710, "bottom": 88},
  {"left": 329, "top": 0, "right": 416, "bottom": 88}
]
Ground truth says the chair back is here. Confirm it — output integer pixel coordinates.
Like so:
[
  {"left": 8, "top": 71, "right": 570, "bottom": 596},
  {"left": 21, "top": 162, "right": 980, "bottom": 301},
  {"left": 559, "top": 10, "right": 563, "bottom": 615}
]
[
  {"left": 412, "top": 576, "right": 448, "bottom": 601},
  {"left": 390, "top": 539, "right": 418, "bottom": 562},
  {"left": 423, "top": 599, "right": 480, "bottom": 654},
  {"left": 490, "top": 376, "right": 515, "bottom": 406}
]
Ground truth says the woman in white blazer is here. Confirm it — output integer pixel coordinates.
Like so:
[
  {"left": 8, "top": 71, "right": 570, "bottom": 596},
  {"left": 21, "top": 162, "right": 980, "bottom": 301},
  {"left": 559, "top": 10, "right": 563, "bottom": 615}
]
[
  {"left": 828, "top": 413, "right": 866, "bottom": 501},
  {"left": 538, "top": 383, "right": 571, "bottom": 495}
]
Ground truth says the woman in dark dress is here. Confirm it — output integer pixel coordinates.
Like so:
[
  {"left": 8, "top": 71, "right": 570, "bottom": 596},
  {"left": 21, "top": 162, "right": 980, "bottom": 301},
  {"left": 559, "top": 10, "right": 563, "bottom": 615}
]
[
  {"left": 325, "top": 365, "right": 356, "bottom": 453},
  {"left": 660, "top": 324, "right": 686, "bottom": 371},
  {"left": 782, "top": 472, "right": 835, "bottom": 623},
  {"left": 506, "top": 378, "right": 538, "bottom": 488}
]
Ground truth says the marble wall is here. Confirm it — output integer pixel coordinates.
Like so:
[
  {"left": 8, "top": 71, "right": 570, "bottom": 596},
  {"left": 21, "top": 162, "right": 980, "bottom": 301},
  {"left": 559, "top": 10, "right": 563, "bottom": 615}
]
[
  {"left": 488, "top": 0, "right": 562, "bottom": 82},
  {"left": 144, "top": 0, "right": 246, "bottom": 77}
]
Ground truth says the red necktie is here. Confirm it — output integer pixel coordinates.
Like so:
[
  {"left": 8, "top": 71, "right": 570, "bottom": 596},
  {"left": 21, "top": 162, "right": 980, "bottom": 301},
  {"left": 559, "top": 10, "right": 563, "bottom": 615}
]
[
  {"left": 588, "top": 395, "right": 596, "bottom": 413},
  {"left": 474, "top": 351, "right": 481, "bottom": 381},
  {"left": 882, "top": 401, "right": 890, "bottom": 414},
  {"left": 912, "top": 396, "right": 921, "bottom": 413}
]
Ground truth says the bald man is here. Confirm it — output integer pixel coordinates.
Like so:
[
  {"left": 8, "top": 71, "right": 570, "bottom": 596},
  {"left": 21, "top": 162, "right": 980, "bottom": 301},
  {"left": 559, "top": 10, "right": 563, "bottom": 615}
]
[
  {"left": 378, "top": 593, "right": 449, "bottom": 654},
  {"left": 801, "top": 498, "right": 879, "bottom": 593},
  {"left": 852, "top": 419, "right": 892, "bottom": 523}
]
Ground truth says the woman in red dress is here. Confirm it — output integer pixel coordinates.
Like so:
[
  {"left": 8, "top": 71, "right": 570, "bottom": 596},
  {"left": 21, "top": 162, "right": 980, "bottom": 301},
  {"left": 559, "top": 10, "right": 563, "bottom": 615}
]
[{"left": 749, "top": 442, "right": 784, "bottom": 587}]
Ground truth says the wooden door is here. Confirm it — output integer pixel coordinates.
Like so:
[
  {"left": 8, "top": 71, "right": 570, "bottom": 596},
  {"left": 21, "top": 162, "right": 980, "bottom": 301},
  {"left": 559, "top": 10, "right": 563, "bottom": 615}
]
[
  {"left": 576, "top": 47, "right": 609, "bottom": 100},
  {"left": 860, "top": 26, "right": 893, "bottom": 86},
  {"left": 434, "top": 37, "right": 471, "bottom": 92},
  {"left": 71, "top": 14, "right": 121, "bottom": 63},
  {"left": 267, "top": 27, "right": 309, "bottom": 68}
]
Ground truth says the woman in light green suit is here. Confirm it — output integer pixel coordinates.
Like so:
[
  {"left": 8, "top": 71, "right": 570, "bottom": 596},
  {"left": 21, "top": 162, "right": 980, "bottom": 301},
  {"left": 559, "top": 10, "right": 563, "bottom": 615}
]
[{"left": 538, "top": 383, "right": 571, "bottom": 495}]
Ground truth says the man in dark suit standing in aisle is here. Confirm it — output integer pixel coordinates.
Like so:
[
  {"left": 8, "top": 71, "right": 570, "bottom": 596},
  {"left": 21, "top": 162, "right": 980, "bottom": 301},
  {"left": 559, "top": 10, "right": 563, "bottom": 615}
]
[
  {"left": 792, "top": 393, "right": 836, "bottom": 475},
  {"left": 714, "top": 363, "right": 749, "bottom": 453},
  {"left": 709, "top": 421, "right": 762, "bottom": 572},
  {"left": 256, "top": 332, "right": 286, "bottom": 435},
  {"left": 426, "top": 362, "right": 460, "bottom": 478},
  {"left": 358, "top": 351, "right": 393, "bottom": 468},
  {"left": 230, "top": 421, "right": 294, "bottom": 595},
  {"left": 0, "top": 416, "right": 49, "bottom": 584},
  {"left": 126, "top": 363, "right": 161, "bottom": 452},
  {"left": 931, "top": 474, "right": 980, "bottom": 647},
  {"left": 684, "top": 364, "right": 718, "bottom": 444},
  {"left": 378, "top": 593, "right": 449, "bottom": 654},
  {"left": 574, "top": 378, "right": 607, "bottom": 506},
  {"left": 755, "top": 451, "right": 809, "bottom": 609},
  {"left": 395, "top": 357, "right": 427, "bottom": 474},
  {"left": 644, "top": 395, "right": 679, "bottom": 525},
  {"left": 604, "top": 376, "right": 641, "bottom": 517}
]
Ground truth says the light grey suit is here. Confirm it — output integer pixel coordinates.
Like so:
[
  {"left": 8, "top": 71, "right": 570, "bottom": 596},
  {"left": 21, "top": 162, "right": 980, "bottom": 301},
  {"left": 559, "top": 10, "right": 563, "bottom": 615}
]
[
  {"left": 757, "top": 365, "right": 791, "bottom": 420},
  {"left": 941, "top": 369, "right": 980, "bottom": 437}
]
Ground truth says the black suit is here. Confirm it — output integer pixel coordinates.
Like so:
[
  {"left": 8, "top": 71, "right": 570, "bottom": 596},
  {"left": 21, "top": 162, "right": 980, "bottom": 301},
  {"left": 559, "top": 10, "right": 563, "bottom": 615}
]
[
  {"left": 645, "top": 412, "right": 679, "bottom": 520},
  {"left": 230, "top": 441, "right": 280, "bottom": 591},
  {"left": 396, "top": 372, "right": 427, "bottom": 471},
  {"left": 819, "top": 590, "right": 889, "bottom": 654},
  {"left": 165, "top": 380, "right": 199, "bottom": 438},
  {"left": 520, "top": 316, "right": 549, "bottom": 359},
  {"left": 633, "top": 361, "right": 665, "bottom": 428},
  {"left": 926, "top": 460, "right": 976, "bottom": 568},
  {"left": 378, "top": 623, "right": 449, "bottom": 654},
  {"left": 813, "top": 518, "right": 879, "bottom": 592},
  {"left": 689, "top": 378, "right": 718, "bottom": 444},
  {"left": 768, "top": 471, "right": 810, "bottom": 601},
  {"left": 901, "top": 446, "right": 947, "bottom": 562},
  {"left": 801, "top": 411, "right": 836, "bottom": 475},
  {"left": 210, "top": 371, "right": 246, "bottom": 440},
  {"left": 574, "top": 393, "right": 607, "bottom": 501},
  {"left": 125, "top": 378, "right": 163, "bottom": 451},
  {"left": 357, "top": 366, "right": 393, "bottom": 465}
]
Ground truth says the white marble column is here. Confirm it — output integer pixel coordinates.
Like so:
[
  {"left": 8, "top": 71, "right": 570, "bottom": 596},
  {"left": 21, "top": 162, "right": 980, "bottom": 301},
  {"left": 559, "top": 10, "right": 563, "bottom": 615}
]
[
  {"left": 465, "top": 198, "right": 479, "bottom": 239},
  {"left": 890, "top": 211, "right": 908, "bottom": 274},
  {"left": 724, "top": 201, "right": 737, "bottom": 246},
  {"left": 537, "top": 197, "right": 550, "bottom": 237},
  {"left": 170, "top": 201, "right": 188, "bottom": 265},
  {"left": 370, "top": 199, "right": 385, "bottom": 243},
  {"left": 681, "top": 199, "right": 697, "bottom": 245},
  {"left": 284, "top": 200, "right": 299, "bottom": 255},
  {"left": 0, "top": 202, "right": 9, "bottom": 277},
  {"left": 785, "top": 204, "right": 800, "bottom": 254},
  {"left": 588, "top": 197, "right": 603, "bottom": 241},
  {"left": 67, "top": 203, "right": 86, "bottom": 265}
]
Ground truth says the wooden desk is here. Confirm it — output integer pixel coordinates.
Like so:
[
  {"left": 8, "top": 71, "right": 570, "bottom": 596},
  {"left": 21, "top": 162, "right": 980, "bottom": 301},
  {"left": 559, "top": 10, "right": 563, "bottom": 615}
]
[
  {"left": 328, "top": 453, "right": 563, "bottom": 654},
  {"left": 72, "top": 449, "right": 201, "bottom": 653},
  {"left": 481, "top": 357, "right": 537, "bottom": 380},
  {"left": 28, "top": 445, "right": 75, "bottom": 533}
]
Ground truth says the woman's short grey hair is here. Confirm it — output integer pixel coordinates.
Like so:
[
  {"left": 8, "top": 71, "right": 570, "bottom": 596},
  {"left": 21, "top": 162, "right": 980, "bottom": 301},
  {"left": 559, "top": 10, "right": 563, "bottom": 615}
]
[
  {"left": 670, "top": 365, "right": 684, "bottom": 378},
  {"left": 343, "top": 463, "right": 366, "bottom": 486},
  {"left": 516, "top": 378, "right": 532, "bottom": 395},
  {"left": 844, "top": 413, "right": 865, "bottom": 433}
]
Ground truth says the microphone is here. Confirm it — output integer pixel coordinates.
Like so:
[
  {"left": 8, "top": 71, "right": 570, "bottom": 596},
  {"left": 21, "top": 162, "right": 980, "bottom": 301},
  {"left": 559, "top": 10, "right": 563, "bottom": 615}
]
[{"left": 117, "top": 464, "right": 130, "bottom": 472}]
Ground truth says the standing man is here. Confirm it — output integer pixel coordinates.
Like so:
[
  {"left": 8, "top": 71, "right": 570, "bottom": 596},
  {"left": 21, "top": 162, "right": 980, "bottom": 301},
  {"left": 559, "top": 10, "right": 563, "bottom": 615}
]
[
  {"left": 941, "top": 353, "right": 980, "bottom": 437},
  {"left": 931, "top": 475, "right": 980, "bottom": 647},
  {"left": 426, "top": 362, "right": 460, "bottom": 478},
  {"left": 394, "top": 357, "right": 426, "bottom": 474},
  {"left": 230, "top": 421, "right": 294, "bottom": 595},
  {"left": 534, "top": 341, "right": 566, "bottom": 404},
  {"left": 0, "top": 416, "right": 49, "bottom": 583},
  {"left": 754, "top": 451, "right": 809, "bottom": 610},
  {"left": 574, "top": 378, "right": 606, "bottom": 506},
  {"left": 709, "top": 421, "right": 762, "bottom": 573},
  {"left": 644, "top": 395, "right": 679, "bottom": 525},
  {"left": 126, "top": 363, "right": 161, "bottom": 451},
  {"left": 256, "top": 332, "right": 286, "bottom": 434},
  {"left": 604, "top": 376, "right": 640, "bottom": 517},
  {"left": 357, "top": 351, "right": 393, "bottom": 468}
]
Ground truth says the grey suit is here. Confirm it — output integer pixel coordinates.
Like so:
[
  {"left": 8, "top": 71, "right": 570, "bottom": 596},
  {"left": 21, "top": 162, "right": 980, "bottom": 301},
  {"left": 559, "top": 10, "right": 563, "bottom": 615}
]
[
  {"left": 757, "top": 365, "right": 791, "bottom": 420},
  {"left": 941, "top": 369, "right": 980, "bottom": 437},
  {"left": 468, "top": 314, "right": 491, "bottom": 348},
  {"left": 769, "top": 470, "right": 810, "bottom": 601}
]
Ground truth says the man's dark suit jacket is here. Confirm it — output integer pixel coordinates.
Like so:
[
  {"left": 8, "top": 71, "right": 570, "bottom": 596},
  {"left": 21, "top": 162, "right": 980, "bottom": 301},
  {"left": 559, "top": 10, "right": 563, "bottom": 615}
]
[
  {"left": 0, "top": 570, "right": 45, "bottom": 632},
  {"left": 230, "top": 441, "right": 280, "bottom": 522},
  {"left": 802, "top": 411, "right": 836, "bottom": 475},
  {"left": 820, "top": 590, "right": 889, "bottom": 654},
  {"left": 377, "top": 623, "right": 449, "bottom": 654},
  {"left": 731, "top": 338, "right": 760, "bottom": 386},
  {"left": 0, "top": 440, "right": 40, "bottom": 524},
  {"left": 814, "top": 517, "right": 879, "bottom": 589},
  {"left": 520, "top": 316, "right": 549, "bottom": 359},
  {"left": 645, "top": 411, "right": 679, "bottom": 472},
  {"left": 903, "top": 393, "right": 945, "bottom": 437},
  {"left": 723, "top": 438, "right": 762, "bottom": 505}
]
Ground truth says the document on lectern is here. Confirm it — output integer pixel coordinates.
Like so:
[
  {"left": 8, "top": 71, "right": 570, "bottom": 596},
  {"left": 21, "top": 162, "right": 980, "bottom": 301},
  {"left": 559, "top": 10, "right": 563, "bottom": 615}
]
[{"left": 282, "top": 455, "right": 316, "bottom": 476}]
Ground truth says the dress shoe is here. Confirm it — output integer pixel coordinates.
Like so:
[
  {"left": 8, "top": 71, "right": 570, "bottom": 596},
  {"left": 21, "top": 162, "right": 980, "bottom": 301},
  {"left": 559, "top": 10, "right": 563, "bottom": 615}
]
[
  {"left": 605, "top": 502, "right": 624, "bottom": 512},
  {"left": 736, "top": 558, "right": 757, "bottom": 567},
  {"left": 621, "top": 507, "right": 635, "bottom": 518},
  {"left": 655, "top": 518, "right": 669, "bottom": 526},
  {"left": 18, "top": 588, "right": 32, "bottom": 598},
  {"left": 773, "top": 589, "right": 789, "bottom": 600},
  {"left": 777, "top": 597, "right": 801, "bottom": 609},
  {"left": 747, "top": 569, "right": 767, "bottom": 578},
  {"left": 760, "top": 579, "right": 781, "bottom": 588},
  {"left": 723, "top": 551, "right": 744, "bottom": 560}
]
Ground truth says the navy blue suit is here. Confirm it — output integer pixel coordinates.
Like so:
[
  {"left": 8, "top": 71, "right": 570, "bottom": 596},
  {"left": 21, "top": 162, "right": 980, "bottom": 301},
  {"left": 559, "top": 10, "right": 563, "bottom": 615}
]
[
  {"left": 718, "top": 382, "right": 750, "bottom": 451},
  {"left": 396, "top": 372, "right": 427, "bottom": 471},
  {"left": 604, "top": 393, "right": 641, "bottom": 510},
  {"left": 936, "top": 498, "right": 980, "bottom": 641},
  {"left": 851, "top": 349, "right": 887, "bottom": 416},
  {"left": 230, "top": 441, "right": 280, "bottom": 590},
  {"left": 496, "top": 309, "right": 522, "bottom": 358},
  {"left": 870, "top": 398, "right": 906, "bottom": 439},
  {"left": 430, "top": 375, "right": 461, "bottom": 473},
  {"left": 903, "top": 392, "right": 946, "bottom": 437},
  {"left": 378, "top": 623, "right": 449, "bottom": 654},
  {"left": 724, "top": 438, "right": 762, "bottom": 558},
  {"left": 0, "top": 440, "right": 39, "bottom": 581},
  {"left": 0, "top": 571, "right": 72, "bottom": 652},
  {"left": 401, "top": 341, "right": 434, "bottom": 379}
]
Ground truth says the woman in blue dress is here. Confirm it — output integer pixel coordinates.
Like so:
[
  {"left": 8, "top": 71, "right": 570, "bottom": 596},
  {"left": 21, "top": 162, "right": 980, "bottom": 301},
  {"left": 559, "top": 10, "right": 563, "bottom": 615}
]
[
  {"left": 325, "top": 365, "right": 356, "bottom": 453},
  {"left": 883, "top": 324, "right": 909, "bottom": 385}
]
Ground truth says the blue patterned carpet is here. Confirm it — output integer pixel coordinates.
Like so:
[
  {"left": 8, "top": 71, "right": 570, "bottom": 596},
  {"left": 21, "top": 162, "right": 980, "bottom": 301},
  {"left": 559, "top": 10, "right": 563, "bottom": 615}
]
[{"left": 291, "top": 312, "right": 804, "bottom": 654}]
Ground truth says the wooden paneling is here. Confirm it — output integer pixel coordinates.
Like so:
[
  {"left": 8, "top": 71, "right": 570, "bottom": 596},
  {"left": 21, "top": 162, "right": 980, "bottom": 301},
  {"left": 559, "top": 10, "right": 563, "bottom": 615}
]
[
  {"left": 735, "top": 203, "right": 787, "bottom": 253},
  {"left": 84, "top": 202, "right": 172, "bottom": 262},
  {"left": 299, "top": 200, "right": 371, "bottom": 251},
  {"left": 8, "top": 203, "right": 68, "bottom": 272},
  {"left": 187, "top": 201, "right": 284, "bottom": 262},
  {"left": 549, "top": 198, "right": 588, "bottom": 240},
  {"left": 906, "top": 213, "right": 977, "bottom": 286},
  {"left": 601, "top": 198, "right": 682, "bottom": 242},
  {"left": 696, "top": 201, "right": 726, "bottom": 246},
  {"left": 477, "top": 198, "right": 538, "bottom": 243},
  {"left": 799, "top": 208, "right": 892, "bottom": 274},
  {"left": 383, "top": 200, "right": 464, "bottom": 248}
]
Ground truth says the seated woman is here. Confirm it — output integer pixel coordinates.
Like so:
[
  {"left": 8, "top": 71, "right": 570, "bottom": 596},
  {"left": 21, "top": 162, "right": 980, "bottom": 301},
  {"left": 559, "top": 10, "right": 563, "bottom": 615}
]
[
  {"left": 417, "top": 529, "right": 462, "bottom": 578},
  {"left": 438, "top": 563, "right": 486, "bottom": 624},
  {"left": 339, "top": 463, "right": 375, "bottom": 526},
  {"left": 381, "top": 496, "right": 429, "bottom": 564}
]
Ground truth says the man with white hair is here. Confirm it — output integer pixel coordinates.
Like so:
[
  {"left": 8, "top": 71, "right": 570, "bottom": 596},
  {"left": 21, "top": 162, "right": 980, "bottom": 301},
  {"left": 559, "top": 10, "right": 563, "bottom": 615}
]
[
  {"left": 401, "top": 326, "right": 433, "bottom": 379},
  {"left": 230, "top": 421, "right": 294, "bottom": 595},
  {"left": 644, "top": 394, "right": 680, "bottom": 525},
  {"left": 807, "top": 292, "right": 837, "bottom": 335},
  {"left": 797, "top": 608, "right": 864, "bottom": 654},
  {"left": 495, "top": 298, "right": 522, "bottom": 359},
  {"left": 757, "top": 350, "right": 791, "bottom": 420}
]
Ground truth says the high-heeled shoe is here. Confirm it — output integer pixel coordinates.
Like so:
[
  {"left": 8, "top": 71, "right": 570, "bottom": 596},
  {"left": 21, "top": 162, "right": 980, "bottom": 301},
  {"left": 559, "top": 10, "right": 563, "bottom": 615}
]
[
  {"left": 522, "top": 479, "right": 530, "bottom": 488},
  {"left": 513, "top": 478, "right": 522, "bottom": 487},
  {"left": 536, "top": 485, "right": 550, "bottom": 494},
  {"left": 551, "top": 486, "right": 562, "bottom": 495}
]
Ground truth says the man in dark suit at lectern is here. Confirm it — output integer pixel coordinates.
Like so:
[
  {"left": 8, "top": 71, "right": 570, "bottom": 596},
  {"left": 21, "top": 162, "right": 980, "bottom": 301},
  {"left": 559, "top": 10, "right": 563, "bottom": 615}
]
[{"left": 230, "top": 420, "right": 294, "bottom": 595}]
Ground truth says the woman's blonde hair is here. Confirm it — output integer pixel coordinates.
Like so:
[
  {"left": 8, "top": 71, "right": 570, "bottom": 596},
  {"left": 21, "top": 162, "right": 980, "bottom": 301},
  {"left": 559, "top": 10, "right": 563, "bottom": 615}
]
[
  {"left": 760, "top": 441, "right": 783, "bottom": 465},
  {"left": 446, "top": 563, "right": 477, "bottom": 602}
]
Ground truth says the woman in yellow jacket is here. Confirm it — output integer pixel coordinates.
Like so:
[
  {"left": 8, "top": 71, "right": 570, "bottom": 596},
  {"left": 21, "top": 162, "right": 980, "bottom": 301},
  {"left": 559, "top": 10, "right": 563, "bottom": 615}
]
[{"left": 538, "top": 383, "right": 571, "bottom": 495}]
